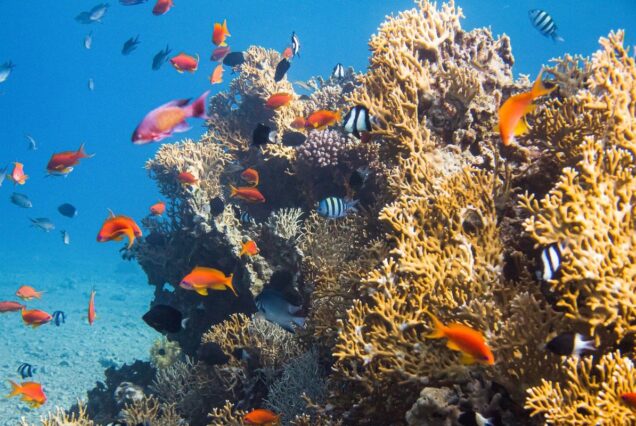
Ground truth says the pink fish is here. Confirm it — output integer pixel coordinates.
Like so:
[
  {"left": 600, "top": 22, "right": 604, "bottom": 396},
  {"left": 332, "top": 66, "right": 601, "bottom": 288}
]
[
  {"left": 132, "top": 91, "right": 209, "bottom": 144},
  {"left": 211, "top": 46, "right": 231, "bottom": 62}
]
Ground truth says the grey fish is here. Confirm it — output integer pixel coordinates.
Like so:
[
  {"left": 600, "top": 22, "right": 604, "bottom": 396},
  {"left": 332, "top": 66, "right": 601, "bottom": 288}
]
[
  {"left": 76, "top": 4, "right": 109, "bottom": 24},
  {"left": 61, "top": 230, "right": 70, "bottom": 245},
  {"left": 0, "top": 61, "right": 15, "bottom": 83},
  {"left": 255, "top": 288, "right": 305, "bottom": 332},
  {"left": 84, "top": 32, "right": 93, "bottom": 49},
  {"left": 30, "top": 218, "right": 55, "bottom": 232},
  {"left": 119, "top": 0, "right": 148, "bottom": 4},
  {"left": 152, "top": 45, "right": 172, "bottom": 70},
  {"left": 122, "top": 35, "right": 140, "bottom": 55},
  {"left": 0, "top": 164, "right": 8, "bottom": 187},
  {"left": 25, "top": 134, "right": 37, "bottom": 151},
  {"left": 528, "top": 9, "right": 564, "bottom": 42},
  {"left": 10, "top": 193, "right": 32, "bottom": 208},
  {"left": 88, "top": 78, "right": 95, "bottom": 91}
]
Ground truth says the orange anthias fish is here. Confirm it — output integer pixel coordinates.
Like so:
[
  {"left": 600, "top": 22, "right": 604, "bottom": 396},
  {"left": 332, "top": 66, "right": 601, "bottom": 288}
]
[
  {"left": 282, "top": 46, "right": 293, "bottom": 60},
  {"left": 21, "top": 308, "right": 52, "bottom": 328},
  {"left": 88, "top": 289, "right": 96, "bottom": 325},
  {"left": 621, "top": 392, "right": 636, "bottom": 408},
  {"left": 212, "top": 19, "right": 231, "bottom": 46},
  {"left": 177, "top": 171, "right": 198, "bottom": 186},
  {"left": 170, "top": 52, "right": 199, "bottom": 73},
  {"left": 0, "top": 301, "right": 24, "bottom": 313},
  {"left": 16, "top": 285, "right": 43, "bottom": 301},
  {"left": 425, "top": 311, "right": 495, "bottom": 365},
  {"left": 240, "top": 168, "right": 259, "bottom": 186},
  {"left": 290, "top": 117, "right": 306, "bottom": 129},
  {"left": 230, "top": 185, "right": 266, "bottom": 203},
  {"left": 152, "top": 0, "right": 174, "bottom": 15},
  {"left": 46, "top": 143, "right": 93, "bottom": 176},
  {"left": 210, "top": 63, "right": 224, "bottom": 85},
  {"left": 305, "top": 110, "right": 341, "bottom": 130},
  {"left": 240, "top": 240, "right": 259, "bottom": 257},
  {"left": 179, "top": 266, "right": 237, "bottom": 297},
  {"left": 244, "top": 408, "right": 281, "bottom": 425},
  {"left": 6, "top": 381, "right": 47, "bottom": 409},
  {"left": 150, "top": 201, "right": 166, "bottom": 216},
  {"left": 9, "top": 162, "right": 28, "bottom": 185},
  {"left": 498, "top": 70, "right": 556, "bottom": 146},
  {"left": 265, "top": 93, "right": 293, "bottom": 109},
  {"left": 96, "top": 211, "right": 142, "bottom": 249}
]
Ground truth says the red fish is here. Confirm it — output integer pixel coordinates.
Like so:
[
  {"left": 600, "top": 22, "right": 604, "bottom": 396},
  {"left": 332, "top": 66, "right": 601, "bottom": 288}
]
[
  {"left": 306, "top": 110, "right": 341, "bottom": 130},
  {"left": 46, "top": 144, "right": 93, "bottom": 175},
  {"left": 266, "top": 93, "right": 293, "bottom": 109},
  {"left": 179, "top": 266, "right": 237, "bottom": 296},
  {"left": 96, "top": 211, "right": 142, "bottom": 249},
  {"left": 239, "top": 240, "right": 259, "bottom": 257},
  {"left": 621, "top": 392, "right": 636, "bottom": 408},
  {"left": 8, "top": 162, "right": 28, "bottom": 185},
  {"left": 426, "top": 311, "right": 495, "bottom": 365},
  {"left": 244, "top": 409, "right": 280, "bottom": 425},
  {"left": 132, "top": 91, "right": 209, "bottom": 144},
  {"left": 0, "top": 301, "right": 24, "bottom": 313},
  {"left": 170, "top": 52, "right": 199, "bottom": 73},
  {"left": 150, "top": 201, "right": 166, "bottom": 216},
  {"left": 21, "top": 308, "right": 52, "bottom": 328},
  {"left": 212, "top": 19, "right": 231, "bottom": 46},
  {"left": 498, "top": 70, "right": 555, "bottom": 146},
  {"left": 240, "top": 168, "right": 259, "bottom": 186},
  {"left": 177, "top": 171, "right": 198, "bottom": 186},
  {"left": 282, "top": 47, "right": 293, "bottom": 60},
  {"left": 230, "top": 185, "right": 265, "bottom": 203},
  {"left": 16, "top": 285, "right": 43, "bottom": 301},
  {"left": 290, "top": 117, "right": 306, "bottom": 129},
  {"left": 6, "top": 381, "right": 47, "bottom": 409},
  {"left": 88, "top": 289, "right": 96, "bottom": 325},
  {"left": 210, "top": 63, "right": 224, "bottom": 85},
  {"left": 152, "top": 0, "right": 174, "bottom": 16},
  {"left": 211, "top": 46, "right": 230, "bottom": 62}
]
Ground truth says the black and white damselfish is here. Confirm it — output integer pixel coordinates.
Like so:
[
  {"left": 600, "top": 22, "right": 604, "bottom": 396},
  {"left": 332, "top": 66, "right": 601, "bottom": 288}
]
[
  {"left": 343, "top": 105, "right": 372, "bottom": 139},
  {"left": 332, "top": 63, "right": 345, "bottom": 79},
  {"left": 528, "top": 9, "right": 564, "bottom": 42},
  {"left": 290, "top": 31, "right": 300, "bottom": 57},
  {"left": 537, "top": 242, "right": 564, "bottom": 281},
  {"left": 17, "top": 363, "right": 36, "bottom": 379},
  {"left": 546, "top": 332, "right": 595, "bottom": 357}
]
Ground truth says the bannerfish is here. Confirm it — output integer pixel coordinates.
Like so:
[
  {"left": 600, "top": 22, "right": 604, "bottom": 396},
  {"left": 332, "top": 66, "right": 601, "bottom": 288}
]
[
  {"left": 211, "top": 46, "right": 231, "bottom": 62},
  {"left": 152, "top": 45, "right": 172, "bottom": 70},
  {"left": 0, "top": 301, "right": 24, "bottom": 313},
  {"left": 545, "top": 332, "right": 595, "bottom": 357},
  {"left": 244, "top": 409, "right": 280, "bottom": 425},
  {"left": 7, "top": 381, "right": 47, "bottom": 408},
  {"left": 458, "top": 410, "right": 493, "bottom": 426},
  {"left": 212, "top": 19, "right": 231, "bottom": 46},
  {"left": 30, "top": 218, "right": 55, "bottom": 232},
  {"left": 210, "top": 63, "right": 224, "bottom": 85},
  {"left": 142, "top": 304, "right": 186, "bottom": 333},
  {"left": 84, "top": 32, "right": 93, "bottom": 49},
  {"left": 61, "top": 230, "right": 70, "bottom": 245},
  {"left": 281, "top": 131, "right": 306, "bottom": 147},
  {"left": 239, "top": 240, "right": 259, "bottom": 257},
  {"left": 343, "top": 105, "right": 372, "bottom": 139},
  {"left": 170, "top": 52, "right": 199, "bottom": 73},
  {"left": 150, "top": 201, "right": 166, "bottom": 216},
  {"left": 152, "top": 0, "right": 174, "bottom": 15},
  {"left": 230, "top": 185, "right": 266, "bottom": 203},
  {"left": 177, "top": 171, "right": 198, "bottom": 186},
  {"left": 25, "top": 134, "right": 37, "bottom": 151},
  {"left": 425, "top": 310, "right": 495, "bottom": 365},
  {"left": 179, "top": 266, "right": 237, "bottom": 297},
  {"left": 97, "top": 211, "right": 142, "bottom": 249},
  {"left": 537, "top": 242, "right": 564, "bottom": 281},
  {"left": 252, "top": 123, "right": 277, "bottom": 146},
  {"left": 209, "top": 197, "right": 225, "bottom": 216},
  {"left": 255, "top": 287, "right": 305, "bottom": 332},
  {"left": 88, "top": 289, "right": 96, "bottom": 325},
  {"left": 274, "top": 58, "right": 290, "bottom": 82},
  {"left": 10, "top": 193, "right": 32, "bottom": 208},
  {"left": 17, "top": 363, "right": 36, "bottom": 379},
  {"left": 317, "top": 197, "right": 357, "bottom": 219},
  {"left": 122, "top": 35, "right": 141, "bottom": 55},
  {"left": 52, "top": 311, "right": 66, "bottom": 326},
  {"left": 88, "top": 78, "right": 95, "bottom": 91},
  {"left": 240, "top": 168, "right": 259, "bottom": 186},
  {"left": 46, "top": 144, "right": 94, "bottom": 176},
  {"left": 306, "top": 110, "right": 341, "bottom": 130},
  {"left": 528, "top": 9, "right": 564, "bottom": 42},
  {"left": 0, "top": 61, "right": 15, "bottom": 83},
  {"left": 16, "top": 285, "right": 42, "bottom": 301},
  {"left": 58, "top": 203, "right": 78, "bottom": 218},
  {"left": 21, "top": 308, "right": 53, "bottom": 328},
  {"left": 266, "top": 92, "right": 293, "bottom": 109},
  {"left": 9, "top": 162, "right": 28, "bottom": 185},
  {"left": 332, "top": 63, "right": 345, "bottom": 79},
  {"left": 222, "top": 51, "right": 245, "bottom": 67},
  {"left": 197, "top": 342, "right": 229, "bottom": 366}
]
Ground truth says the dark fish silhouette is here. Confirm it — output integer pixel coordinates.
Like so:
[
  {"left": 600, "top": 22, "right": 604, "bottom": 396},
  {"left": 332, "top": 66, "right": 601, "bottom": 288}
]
[
  {"left": 281, "top": 131, "right": 306, "bottom": 147},
  {"left": 17, "top": 363, "right": 36, "bottom": 379},
  {"left": 197, "top": 342, "right": 229, "bottom": 366},
  {"left": 122, "top": 35, "right": 140, "bottom": 55},
  {"left": 209, "top": 197, "right": 225, "bottom": 217},
  {"left": 142, "top": 304, "right": 186, "bottom": 333},
  {"left": 52, "top": 311, "right": 66, "bottom": 326},
  {"left": 546, "top": 332, "right": 595, "bottom": 357},
  {"left": 255, "top": 287, "right": 305, "bottom": 332},
  {"left": 152, "top": 45, "right": 172, "bottom": 70},
  {"left": 252, "top": 123, "right": 277, "bottom": 146},
  {"left": 222, "top": 51, "right": 245, "bottom": 67},
  {"left": 10, "top": 193, "right": 32, "bottom": 208},
  {"left": 274, "top": 58, "right": 290, "bottom": 82},
  {"left": 58, "top": 203, "right": 77, "bottom": 218}
]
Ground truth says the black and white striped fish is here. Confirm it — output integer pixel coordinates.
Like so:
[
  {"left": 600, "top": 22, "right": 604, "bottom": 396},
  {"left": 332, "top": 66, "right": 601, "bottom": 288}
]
[
  {"left": 291, "top": 31, "right": 300, "bottom": 57},
  {"left": 317, "top": 197, "right": 358, "bottom": 219},
  {"left": 537, "top": 242, "right": 564, "bottom": 281},
  {"left": 52, "top": 310, "right": 66, "bottom": 326},
  {"left": 528, "top": 9, "right": 564, "bottom": 42},
  {"left": 332, "top": 63, "right": 345, "bottom": 79},
  {"left": 17, "top": 363, "right": 36, "bottom": 379},
  {"left": 343, "top": 105, "right": 372, "bottom": 139},
  {"left": 546, "top": 332, "right": 595, "bottom": 357},
  {"left": 240, "top": 210, "right": 254, "bottom": 225}
]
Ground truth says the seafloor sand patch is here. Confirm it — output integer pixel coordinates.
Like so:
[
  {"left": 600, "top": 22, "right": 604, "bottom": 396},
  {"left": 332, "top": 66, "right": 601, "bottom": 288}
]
[{"left": 0, "top": 265, "right": 159, "bottom": 425}]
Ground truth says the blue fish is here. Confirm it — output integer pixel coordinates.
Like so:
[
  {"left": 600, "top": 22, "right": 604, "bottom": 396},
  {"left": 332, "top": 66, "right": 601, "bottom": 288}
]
[
  {"left": 0, "top": 61, "right": 15, "bottom": 83},
  {"left": 152, "top": 45, "right": 172, "bottom": 71},
  {"left": 122, "top": 35, "right": 140, "bottom": 55},
  {"left": 528, "top": 9, "right": 564, "bottom": 42},
  {"left": 317, "top": 197, "right": 358, "bottom": 219},
  {"left": 52, "top": 311, "right": 66, "bottom": 326}
]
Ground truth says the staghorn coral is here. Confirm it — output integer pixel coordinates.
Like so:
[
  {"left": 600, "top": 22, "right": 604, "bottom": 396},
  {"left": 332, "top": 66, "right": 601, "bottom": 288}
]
[
  {"left": 265, "top": 207, "right": 304, "bottom": 242},
  {"left": 123, "top": 396, "right": 187, "bottom": 426},
  {"left": 150, "top": 337, "right": 182, "bottom": 370},
  {"left": 544, "top": 53, "right": 592, "bottom": 97},
  {"left": 208, "top": 400, "right": 247, "bottom": 426},
  {"left": 20, "top": 401, "right": 94, "bottom": 426}
]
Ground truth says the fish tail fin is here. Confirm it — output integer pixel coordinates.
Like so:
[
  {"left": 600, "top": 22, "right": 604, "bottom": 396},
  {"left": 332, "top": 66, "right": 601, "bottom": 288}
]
[
  {"left": 230, "top": 185, "right": 238, "bottom": 198},
  {"left": 223, "top": 19, "right": 231, "bottom": 37},
  {"left": 531, "top": 71, "right": 556, "bottom": 98},
  {"left": 35, "top": 291, "right": 43, "bottom": 299},
  {"left": 552, "top": 33, "right": 565, "bottom": 43},
  {"left": 185, "top": 90, "right": 210, "bottom": 119},
  {"left": 239, "top": 247, "right": 247, "bottom": 257},
  {"left": 77, "top": 143, "right": 95, "bottom": 159},
  {"left": 7, "top": 381, "right": 20, "bottom": 398},
  {"left": 123, "top": 227, "right": 136, "bottom": 249},
  {"left": 226, "top": 274, "right": 238, "bottom": 297},
  {"left": 425, "top": 310, "right": 446, "bottom": 339}
]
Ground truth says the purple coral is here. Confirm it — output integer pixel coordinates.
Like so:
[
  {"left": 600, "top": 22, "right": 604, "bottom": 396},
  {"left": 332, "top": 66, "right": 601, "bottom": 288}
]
[{"left": 296, "top": 129, "right": 354, "bottom": 168}]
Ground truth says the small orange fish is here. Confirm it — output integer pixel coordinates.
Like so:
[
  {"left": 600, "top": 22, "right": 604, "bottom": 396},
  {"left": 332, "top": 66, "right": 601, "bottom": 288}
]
[
  {"left": 170, "top": 52, "right": 199, "bottom": 73},
  {"left": 240, "top": 240, "right": 259, "bottom": 257},
  {"left": 152, "top": 0, "right": 174, "bottom": 15},
  {"left": 210, "top": 63, "right": 224, "bottom": 84},
  {"left": 212, "top": 19, "right": 231, "bottom": 46},
  {"left": 46, "top": 144, "right": 93, "bottom": 175},
  {"left": 230, "top": 185, "right": 266, "bottom": 203},
  {"left": 240, "top": 168, "right": 259, "bottom": 186},
  {"left": 177, "top": 171, "right": 198, "bottom": 186},
  {"left": 305, "top": 110, "right": 341, "bottom": 130},
  {"left": 9, "top": 162, "right": 28, "bottom": 185},
  {"left": 150, "top": 201, "right": 166, "bottom": 216},
  {"left": 622, "top": 392, "right": 636, "bottom": 408},
  {"left": 0, "top": 301, "right": 24, "bottom": 313},
  {"left": 6, "top": 381, "right": 47, "bottom": 409},
  {"left": 21, "top": 308, "right": 52, "bottom": 328},
  {"left": 425, "top": 311, "right": 495, "bottom": 365},
  {"left": 179, "top": 266, "right": 237, "bottom": 297},
  {"left": 282, "top": 46, "right": 293, "bottom": 60},
  {"left": 265, "top": 93, "right": 293, "bottom": 109},
  {"left": 16, "top": 285, "right": 43, "bottom": 301},
  {"left": 244, "top": 408, "right": 280, "bottom": 425},
  {"left": 498, "top": 70, "right": 555, "bottom": 146},
  {"left": 88, "top": 289, "right": 96, "bottom": 325},
  {"left": 96, "top": 211, "right": 142, "bottom": 249},
  {"left": 290, "top": 117, "right": 306, "bottom": 129}
]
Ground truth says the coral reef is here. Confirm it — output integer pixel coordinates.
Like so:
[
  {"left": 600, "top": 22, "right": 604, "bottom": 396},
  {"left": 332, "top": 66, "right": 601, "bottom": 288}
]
[
  {"left": 296, "top": 129, "right": 358, "bottom": 168},
  {"left": 20, "top": 401, "right": 94, "bottom": 426},
  {"left": 150, "top": 336, "right": 182, "bottom": 369}
]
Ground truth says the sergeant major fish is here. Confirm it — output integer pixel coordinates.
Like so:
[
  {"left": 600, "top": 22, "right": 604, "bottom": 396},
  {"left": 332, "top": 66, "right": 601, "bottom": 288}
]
[
  {"left": 317, "top": 197, "right": 357, "bottom": 219},
  {"left": 528, "top": 9, "right": 564, "bottom": 42}
]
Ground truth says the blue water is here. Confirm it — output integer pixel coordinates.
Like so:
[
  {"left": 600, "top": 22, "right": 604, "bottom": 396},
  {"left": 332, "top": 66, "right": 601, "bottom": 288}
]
[{"left": 0, "top": 0, "right": 634, "bottom": 421}]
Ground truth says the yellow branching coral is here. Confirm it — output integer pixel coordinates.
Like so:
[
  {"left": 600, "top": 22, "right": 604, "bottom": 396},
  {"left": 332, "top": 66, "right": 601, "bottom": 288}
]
[
  {"left": 123, "top": 396, "right": 186, "bottom": 426},
  {"left": 525, "top": 352, "right": 636, "bottom": 425},
  {"left": 20, "top": 401, "right": 93, "bottom": 426},
  {"left": 208, "top": 400, "right": 247, "bottom": 426}
]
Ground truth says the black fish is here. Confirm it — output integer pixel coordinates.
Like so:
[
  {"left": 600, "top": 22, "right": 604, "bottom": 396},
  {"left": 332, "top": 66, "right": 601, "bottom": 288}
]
[
  {"left": 299, "top": 94, "right": 311, "bottom": 101},
  {"left": 222, "top": 52, "right": 245, "bottom": 67},
  {"left": 58, "top": 203, "right": 77, "bottom": 218},
  {"left": 17, "top": 363, "right": 36, "bottom": 379},
  {"left": 197, "top": 342, "right": 229, "bottom": 366},
  {"left": 10, "top": 193, "right": 32, "bottom": 208},
  {"left": 252, "top": 123, "right": 277, "bottom": 146},
  {"left": 458, "top": 410, "right": 492, "bottom": 426},
  {"left": 528, "top": 9, "right": 564, "bottom": 42},
  {"left": 210, "top": 197, "right": 225, "bottom": 216},
  {"left": 546, "top": 332, "right": 595, "bottom": 357},
  {"left": 281, "top": 131, "right": 306, "bottom": 147},
  {"left": 52, "top": 311, "right": 66, "bottom": 326},
  {"left": 343, "top": 105, "right": 372, "bottom": 138},
  {"left": 122, "top": 35, "right": 140, "bottom": 55},
  {"left": 152, "top": 45, "right": 172, "bottom": 70},
  {"left": 142, "top": 304, "right": 185, "bottom": 333},
  {"left": 274, "top": 58, "right": 290, "bottom": 82}
]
